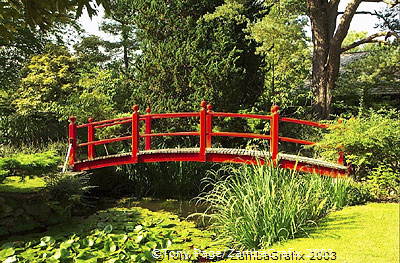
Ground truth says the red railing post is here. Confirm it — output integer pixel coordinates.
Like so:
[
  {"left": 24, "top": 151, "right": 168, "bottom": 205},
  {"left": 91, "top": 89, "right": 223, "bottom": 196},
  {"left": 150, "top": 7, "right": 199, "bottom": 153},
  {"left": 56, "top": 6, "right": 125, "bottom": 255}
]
[
  {"left": 199, "top": 101, "right": 207, "bottom": 162},
  {"left": 132, "top": 105, "right": 140, "bottom": 163},
  {"left": 68, "top": 116, "right": 77, "bottom": 166},
  {"left": 270, "top": 105, "right": 280, "bottom": 164},
  {"left": 206, "top": 104, "right": 213, "bottom": 148},
  {"left": 145, "top": 107, "right": 152, "bottom": 150},
  {"left": 87, "top": 117, "right": 95, "bottom": 160}
]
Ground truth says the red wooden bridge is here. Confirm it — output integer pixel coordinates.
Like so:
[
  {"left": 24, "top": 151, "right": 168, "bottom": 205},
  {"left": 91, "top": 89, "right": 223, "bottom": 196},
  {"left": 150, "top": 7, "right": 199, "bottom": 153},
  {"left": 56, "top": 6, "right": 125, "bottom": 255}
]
[{"left": 67, "top": 101, "right": 348, "bottom": 177}]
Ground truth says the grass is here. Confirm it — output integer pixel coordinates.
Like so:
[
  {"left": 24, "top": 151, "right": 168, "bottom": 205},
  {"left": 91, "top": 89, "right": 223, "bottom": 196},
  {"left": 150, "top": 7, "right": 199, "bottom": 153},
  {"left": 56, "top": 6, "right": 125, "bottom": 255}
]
[
  {"left": 266, "top": 203, "right": 400, "bottom": 263},
  {"left": 0, "top": 176, "right": 45, "bottom": 193}
]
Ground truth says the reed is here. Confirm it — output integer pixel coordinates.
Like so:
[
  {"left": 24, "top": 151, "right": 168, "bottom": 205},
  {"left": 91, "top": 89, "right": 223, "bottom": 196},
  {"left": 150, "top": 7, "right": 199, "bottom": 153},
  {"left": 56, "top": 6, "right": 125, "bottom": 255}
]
[{"left": 197, "top": 163, "right": 352, "bottom": 249}]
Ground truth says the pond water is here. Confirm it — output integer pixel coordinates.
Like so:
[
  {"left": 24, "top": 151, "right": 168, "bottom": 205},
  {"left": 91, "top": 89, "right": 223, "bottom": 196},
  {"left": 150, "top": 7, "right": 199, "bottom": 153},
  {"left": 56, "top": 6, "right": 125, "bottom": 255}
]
[{"left": 97, "top": 197, "right": 210, "bottom": 226}]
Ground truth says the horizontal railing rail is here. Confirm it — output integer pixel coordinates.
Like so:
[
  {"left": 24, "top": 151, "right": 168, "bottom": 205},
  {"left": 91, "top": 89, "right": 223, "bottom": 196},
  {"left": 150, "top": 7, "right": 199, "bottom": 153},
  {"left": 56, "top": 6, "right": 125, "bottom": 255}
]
[{"left": 68, "top": 101, "right": 344, "bottom": 169}]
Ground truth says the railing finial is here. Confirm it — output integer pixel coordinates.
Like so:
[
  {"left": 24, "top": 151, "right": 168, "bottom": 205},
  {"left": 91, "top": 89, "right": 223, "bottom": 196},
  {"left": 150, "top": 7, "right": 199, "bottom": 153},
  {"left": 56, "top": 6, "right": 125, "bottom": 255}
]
[
  {"left": 207, "top": 104, "right": 213, "bottom": 112},
  {"left": 271, "top": 105, "right": 280, "bottom": 114},
  {"left": 88, "top": 117, "right": 94, "bottom": 123},
  {"left": 69, "top": 116, "right": 77, "bottom": 123},
  {"left": 200, "top": 101, "right": 207, "bottom": 109},
  {"left": 132, "top": 105, "right": 139, "bottom": 112},
  {"left": 146, "top": 106, "right": 151, "bottom": 113}
]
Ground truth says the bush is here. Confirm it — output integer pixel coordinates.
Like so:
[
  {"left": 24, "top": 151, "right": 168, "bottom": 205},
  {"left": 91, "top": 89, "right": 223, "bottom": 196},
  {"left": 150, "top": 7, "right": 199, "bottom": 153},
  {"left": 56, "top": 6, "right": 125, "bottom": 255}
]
[
  {"left": 0, "top": 151, "right": 61, "bottom": 183},
  {"left": 314, "top": 110, "right": 400, "bottom": 200},
  {"left": 368, "top": 165, "right": 399, "bottom": 201},
  {"left": 45, "top": 172, "right": 92, "bottom": 206},
  {"left": 197, "top": 164, "right": 355, "bottom": 249}
]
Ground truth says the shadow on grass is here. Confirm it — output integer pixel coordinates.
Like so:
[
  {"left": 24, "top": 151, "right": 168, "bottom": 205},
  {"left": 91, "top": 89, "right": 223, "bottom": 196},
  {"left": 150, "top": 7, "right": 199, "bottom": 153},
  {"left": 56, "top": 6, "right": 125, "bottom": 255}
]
[{"left": 298, "top": 212, "right": 360, "bottom": 240}]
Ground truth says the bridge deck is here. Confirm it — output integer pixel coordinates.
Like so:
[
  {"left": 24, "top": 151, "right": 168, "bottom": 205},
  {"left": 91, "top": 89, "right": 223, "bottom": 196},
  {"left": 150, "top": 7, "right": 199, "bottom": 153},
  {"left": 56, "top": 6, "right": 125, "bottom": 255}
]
[{"left": 75, "top": 148, "right": 347, "bottom": 176}]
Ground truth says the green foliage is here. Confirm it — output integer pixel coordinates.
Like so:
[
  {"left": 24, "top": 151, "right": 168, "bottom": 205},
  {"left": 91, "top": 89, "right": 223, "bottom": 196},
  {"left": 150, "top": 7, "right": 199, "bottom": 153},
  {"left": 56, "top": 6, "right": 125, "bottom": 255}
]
[
  {"left": 197, "top": 164, "right": 356, "bottom": 249},
  {"left": 334, "top": 45, "right": 400, "bottom": 114},
  {"left": 0, "top": 151, "right": 61, "bottom": 183},
  {"left": 74, "top": 35, "right": 111, "bottom": 69},
  {"left": 0, "top": 0, "right": 110, "bottom": 42},
  {"left": 0, "top": 207, "right": 224, "bottom": 262},
  {"left": 45, "top": 172, "right": 92, "bottom": 205},
  {"left": 368, "top": 165, "right": 399, "bottom": 201},
  {"left": 248, "top": 1, "right": 311, "bottom": 113},
  {"left": 90, "top": 162, "right": 227, "bottom": 199},
  {"left": 315, "top": 110, "right": 400, "bottom": 200},
  {"left": 342, "top": 31, "right": 378, "bottom": 53},
  {"left": 131, "top": 0, "right": 264, "bottom": 115},
  {"left": 100, "top": 0, "right": 138, "bottom": 71},
  {"left": 67, "top": 69, "right": 117, "bottom": 121},
  {"left": 14, "top": 45, "right": 78, "bottom": 118}
]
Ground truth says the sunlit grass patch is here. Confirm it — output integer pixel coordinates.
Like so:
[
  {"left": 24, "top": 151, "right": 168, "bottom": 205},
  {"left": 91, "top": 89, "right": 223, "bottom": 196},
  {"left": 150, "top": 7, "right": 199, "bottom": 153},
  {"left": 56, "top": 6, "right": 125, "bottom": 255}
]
[
  {"left": 268, "top": 202, "right": 399, "bottom": 263},
  {"left": 0, "top": 176, "right": 45, "bottom": 193}
]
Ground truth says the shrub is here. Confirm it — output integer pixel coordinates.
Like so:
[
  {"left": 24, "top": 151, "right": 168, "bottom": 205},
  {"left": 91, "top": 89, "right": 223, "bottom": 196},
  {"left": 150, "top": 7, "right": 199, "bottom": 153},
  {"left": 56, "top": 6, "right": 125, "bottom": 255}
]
[
  {"left": 314, "top": 110, "right": 400, "bottom": 200},
  {"left": 368, "top": 165, "right": 399, "bottom": 201},
  {"left": 0, "top": 151, "right": 61, "bottom": 183},
  {"left": 197, "top": 164, "right": 354, "bottom": 249},
  {"left": 45, "top": 172, "right": 92, "bottom": 206}
]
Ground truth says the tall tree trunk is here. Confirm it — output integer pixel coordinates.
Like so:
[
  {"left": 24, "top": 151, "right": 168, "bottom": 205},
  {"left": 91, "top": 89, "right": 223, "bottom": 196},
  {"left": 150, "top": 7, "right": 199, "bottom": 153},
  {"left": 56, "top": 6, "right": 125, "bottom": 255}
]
[
  {"left": 308, "top": 0, "right": 340, "bottom": 119},
  {"left": 307, "top": 0, "right": 366, "bottom": 119}
]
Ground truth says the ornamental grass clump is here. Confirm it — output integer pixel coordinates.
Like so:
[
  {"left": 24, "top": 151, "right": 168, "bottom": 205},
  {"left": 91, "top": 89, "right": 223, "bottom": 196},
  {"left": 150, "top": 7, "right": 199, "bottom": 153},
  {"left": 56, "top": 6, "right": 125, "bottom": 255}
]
[{"left": 198, "top": 164, "right": 352, "bottom": 249}]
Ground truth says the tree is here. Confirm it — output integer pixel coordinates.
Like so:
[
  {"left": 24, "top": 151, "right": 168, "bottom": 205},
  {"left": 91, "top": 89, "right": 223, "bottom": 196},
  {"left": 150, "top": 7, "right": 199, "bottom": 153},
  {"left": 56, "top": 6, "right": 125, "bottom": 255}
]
[
  {"left": 13, "top": 45, "right": 78, "bottom": 118},
  {"left": 74, "top": 35, "right": 111, "bottom": 69},
  {"left": 0, "top": 0, "right": 110, "bottom": 42},
  {"left": 131, "top": 0, "right": 265, "bottom": 114},
  {"left": 213, "top": 0, "right": 399, "bottom": 118},
  {"left": 100, "top": 0, "right": 138, "bottom": 71},
  {"left": 306, "top": 0, "right": 399, "bottom": 118},
  {"left": 247, "top": 1, "right": 311, "bottom": 115}
]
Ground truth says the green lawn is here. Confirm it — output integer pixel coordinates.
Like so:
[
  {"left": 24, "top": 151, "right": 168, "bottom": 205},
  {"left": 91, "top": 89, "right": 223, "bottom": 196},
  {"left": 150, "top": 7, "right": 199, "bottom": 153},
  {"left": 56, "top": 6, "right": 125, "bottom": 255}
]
[
  {"left": 0, "top": 176, "right": 45, "bottom": 193},
  {"left": 267, "top": 203, "right": 399, "bottom": 263}
]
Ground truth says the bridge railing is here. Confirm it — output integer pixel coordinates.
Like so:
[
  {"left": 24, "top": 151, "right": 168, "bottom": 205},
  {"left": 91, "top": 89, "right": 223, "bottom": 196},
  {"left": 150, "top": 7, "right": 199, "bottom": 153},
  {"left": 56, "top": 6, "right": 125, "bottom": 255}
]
[{"left": 68, "top": 101, "right": 342, "bottom": 167}]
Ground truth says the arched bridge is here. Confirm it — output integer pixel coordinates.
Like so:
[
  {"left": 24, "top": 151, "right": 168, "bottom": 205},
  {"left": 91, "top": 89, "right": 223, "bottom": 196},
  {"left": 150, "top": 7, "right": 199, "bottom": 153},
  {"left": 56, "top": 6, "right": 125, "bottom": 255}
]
[{"left": 67, "top": 102, "right": 348, "bottom": 177}]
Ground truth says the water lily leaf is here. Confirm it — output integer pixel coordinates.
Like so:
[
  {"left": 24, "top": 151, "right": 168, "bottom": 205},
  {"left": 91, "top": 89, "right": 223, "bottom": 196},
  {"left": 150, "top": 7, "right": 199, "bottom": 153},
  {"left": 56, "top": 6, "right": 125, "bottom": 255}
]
[
  {"left": 40, "top": 236, "right": 56, "bottom": 247},
  {"left": 145, "top": 241, "right": 157, "bottom": 249},
  {"left": 60, "top": 239, "right": 74, "bottom": 249},
  {"left": 119, "top": 235, "right": 128, "bottom": 244},
  {"left": 0, "top": 247, "right": 15, "bottom": 259},
  {"left": 3, "top": 256, "right": 17, "bottom": 263},
  {"left": 135, "top": 235, "right": 144, "bottom": 244},
  {"left": 103, "top": 224, "right": 113, "bottom": 234},
  {"left": 134, "top": 225, "right": 143, "bottom": 232}
]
